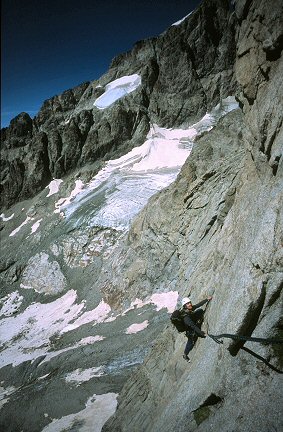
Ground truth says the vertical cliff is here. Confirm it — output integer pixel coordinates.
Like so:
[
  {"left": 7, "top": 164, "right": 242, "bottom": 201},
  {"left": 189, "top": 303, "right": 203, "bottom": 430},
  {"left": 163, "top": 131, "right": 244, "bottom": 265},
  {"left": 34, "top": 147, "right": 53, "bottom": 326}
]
[{"left": 102, "top": 1, "right": 283, "bottom": 430}]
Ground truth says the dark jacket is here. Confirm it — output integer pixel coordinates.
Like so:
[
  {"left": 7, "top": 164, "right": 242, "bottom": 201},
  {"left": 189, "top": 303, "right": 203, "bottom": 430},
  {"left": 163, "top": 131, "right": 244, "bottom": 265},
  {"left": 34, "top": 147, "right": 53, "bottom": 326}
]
[{"left": 181, "top": 299, "right": 208, "bottom": 337}]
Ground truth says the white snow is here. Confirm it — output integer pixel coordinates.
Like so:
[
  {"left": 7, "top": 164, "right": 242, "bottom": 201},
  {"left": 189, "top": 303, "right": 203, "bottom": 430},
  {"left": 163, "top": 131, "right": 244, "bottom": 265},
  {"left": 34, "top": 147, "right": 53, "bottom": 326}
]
[
  {"left": 149, "top": 291, "right": 179, "bottom": 313},
  {"left": 0, "top": 213, "right": 14, "bottom": 222},
  {"left": 125, "top": 320, "right": 149, "bottom": 334},
  {"left": 214, "top": 95, "right": 239, "bottom": 114},
  {"left": 9, "top": 216, "right": 34, "bottom": 237},
  {"left": 0, "top": 281, "right": 179, "bottom": 368},
  {"left": 55, "top": 96, "right": 238, "bottom": 229},
  {"left": 60, "top": 300, "right": 111, "bottom": 334},
  {"left": 41, "top": 393, "right": 118, "bottom": 432},
  {"left": 0, "top": 291, "right": 23, "bottom": 317},
  {"left": 64, "top": 366, "right": 105, "bottom": 384},
  {"left": 0, "top": 385, "right": 17, "bottom": 410},
  {"left": 107, "top": 123, "right": 194, "bottom": 173},
  {"left": 30, "top": 218, "right": 42, "bottom": 234},
  {"left": 46, "top": 179, "right": 63, "bottom": 197},
  {"left": 54, "top": 125, "right": 193, "bottom": 226},
  {"left": 109, "top": 291, "right": 179, "bottom": 325},
  {"left": 94, "top": 74, "right": 141, "bottom": 109},
  {"left": 108, "top": 291, "right": 179, "bottom": 324},
  {"left": 122, "top": 291, "right": 179, "bottom": 317},
  {"left": 54, "top": 180, "right": 85, "bottom": 214},
  {"left": 0, "top": 285, "right": 179, "bottom": 368},
  {"left": 38, "top": 373, "right": 51, "bottom": 381},
  {"left": 104, "top": 315, "right": 117, "bottom": 323},
  {"left": 0, "top": 290, "right": 110, "bottom": 367},
  {"left": 172, "top": 11, "right": 193, "bottom": 26},
  {"left": 121, "top": 298, "right": 145, "bottom": 316}
]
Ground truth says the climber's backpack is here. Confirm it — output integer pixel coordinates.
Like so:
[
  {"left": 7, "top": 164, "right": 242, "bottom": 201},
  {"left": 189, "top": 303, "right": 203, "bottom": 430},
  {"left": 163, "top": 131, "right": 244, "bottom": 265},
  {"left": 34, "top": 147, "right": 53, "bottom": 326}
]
[{"left": 170, "top": 309, "right": 186, "bottom": 332}]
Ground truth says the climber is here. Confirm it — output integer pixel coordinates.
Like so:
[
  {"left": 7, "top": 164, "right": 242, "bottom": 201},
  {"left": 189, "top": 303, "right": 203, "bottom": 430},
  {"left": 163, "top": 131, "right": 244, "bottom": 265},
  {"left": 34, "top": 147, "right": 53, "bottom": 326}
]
[{"left": 181, "top": 296, "right": 212, "bottom": 362}]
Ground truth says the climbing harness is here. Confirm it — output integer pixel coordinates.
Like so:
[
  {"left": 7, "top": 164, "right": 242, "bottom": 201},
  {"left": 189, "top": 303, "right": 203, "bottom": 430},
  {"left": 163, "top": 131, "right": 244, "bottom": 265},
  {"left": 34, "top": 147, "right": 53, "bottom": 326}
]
[{"left": 208, "top": 333, "right": 283, "bottom": 345}]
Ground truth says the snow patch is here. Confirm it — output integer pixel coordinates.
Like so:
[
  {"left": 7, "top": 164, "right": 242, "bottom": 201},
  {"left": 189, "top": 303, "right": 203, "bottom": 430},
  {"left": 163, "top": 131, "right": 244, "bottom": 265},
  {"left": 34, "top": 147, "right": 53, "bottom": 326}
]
[
  {"left": 54, "top": 180, "right": 85, "bottom": 215},
  {"left": 41, "top": 393, "right": 118, "bottom": 432},
  {"left": 105, "top": 123, "right": 194, "bottom": 173},
  {"left": 56, "top": 97, "right": 238, "bottom": 229},
  {"left": 30, "top": 218, "right": 42, "bottom": 234},
  {"left": 104, "top": 315, "right": 117, "bottom": 323},
  {"left": 106, "top": 291, "right": 179, "bottom": 324},
  {"left": 0, "top": 290, "right": 83, "bottom": 367},
  {"left": 9, "top": 216, "right": 34, "bottom": 237},
  {"left": 123, "top": 291, "right": 179, "bottom": 316},
  {"left": 64, "top": 366, "right": 105, "bottom": 384},
  {"left": 0, "top": 291, "right": 23, "bottom": 317},
  {"left": 172, "top": 11, "right": 193, "bottom": 26},
  {"left": 122, "top": 298, "right": 145, "bottom": 315},
  {"left": 125, "top": 320, "right": 149, "bottom": 334},
  {"left": 94, "top": 74, "right": 141, "bottom": 109},
  {"left": 46, "top": 179, "right": 63, "bottom": 197},
  {"left": 0, "top": 213, "right": 14, "bottom": 222},
  {"left": 61, "top": 300, "right": 111, "bottom": 334},
  {"left": 38, "top": 373, "right": 51, "bottom": 381},
  {"left": 150, "top": 291, "right": 179, "bottom": 313},
  {"left": 0, "top": 287, "right": 111, "bottom": 367}
]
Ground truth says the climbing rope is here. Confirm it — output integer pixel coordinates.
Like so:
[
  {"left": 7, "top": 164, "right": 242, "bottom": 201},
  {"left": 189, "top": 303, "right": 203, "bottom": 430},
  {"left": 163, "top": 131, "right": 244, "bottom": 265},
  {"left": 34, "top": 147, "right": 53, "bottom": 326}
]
[
  {"left": 207, "top": 333, "right": 283, "bottom": 374},
  {"left": 208, "top": 333, "right": 283, "bottom": 345}
]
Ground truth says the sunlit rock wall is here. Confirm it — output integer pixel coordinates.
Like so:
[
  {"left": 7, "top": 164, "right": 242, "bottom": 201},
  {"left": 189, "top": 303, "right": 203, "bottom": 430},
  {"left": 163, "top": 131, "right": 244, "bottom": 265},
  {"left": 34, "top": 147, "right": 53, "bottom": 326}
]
[{"left": 102, "top": 1, "right": 283, "bottom": 431}]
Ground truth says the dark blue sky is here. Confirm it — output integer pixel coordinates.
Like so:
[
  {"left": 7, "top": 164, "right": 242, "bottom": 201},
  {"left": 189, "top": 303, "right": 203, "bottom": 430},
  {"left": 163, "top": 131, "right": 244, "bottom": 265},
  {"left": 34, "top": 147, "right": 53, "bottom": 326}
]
[{"left": 1, "top": 0, "right": 200, "bottom": 128}]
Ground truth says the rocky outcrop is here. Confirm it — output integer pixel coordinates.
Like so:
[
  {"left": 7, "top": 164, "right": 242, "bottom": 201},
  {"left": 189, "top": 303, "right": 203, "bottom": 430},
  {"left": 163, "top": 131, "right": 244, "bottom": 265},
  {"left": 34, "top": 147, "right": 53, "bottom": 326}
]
[
  {"left": 21, "top": 252, "right": 67, "bottom": 295},
  {"left": 0, "top": 125, "right": 51, "bottom": 208},
  {"left": 1, "top": 0, "right": 236, "bottom": 210},
  {"left": 235, "top": 0, "right": 283, "bottom": 173},
  {"left": 102, "top": 1, "right": 283, "bottom": 431}
]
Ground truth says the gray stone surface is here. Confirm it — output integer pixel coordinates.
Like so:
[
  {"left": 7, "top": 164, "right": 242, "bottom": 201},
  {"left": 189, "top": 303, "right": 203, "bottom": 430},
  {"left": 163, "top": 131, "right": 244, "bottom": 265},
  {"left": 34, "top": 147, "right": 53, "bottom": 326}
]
[
  {"left": 0, "top": 1, "right": 282, "bottom": 431},
  {"left": 101, "top": 1, "right": 283, "bottom": 431},
  {"left": 20, "top": 252, "right": 67, "bottom": 295}
]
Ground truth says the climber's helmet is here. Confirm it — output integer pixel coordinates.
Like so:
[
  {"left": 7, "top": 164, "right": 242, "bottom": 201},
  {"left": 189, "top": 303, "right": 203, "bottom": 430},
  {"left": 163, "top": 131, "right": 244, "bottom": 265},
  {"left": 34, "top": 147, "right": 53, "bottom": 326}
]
[{"left": 181, "top": 297, "right": 192, "bottom": 307}]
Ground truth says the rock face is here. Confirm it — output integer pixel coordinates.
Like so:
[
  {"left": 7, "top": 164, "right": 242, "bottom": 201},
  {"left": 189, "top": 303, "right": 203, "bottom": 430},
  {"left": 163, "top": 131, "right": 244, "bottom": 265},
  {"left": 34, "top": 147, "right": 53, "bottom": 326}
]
[
  {"left": 101, "top": 1, "right": 283, "bottom": 431},
  {"left": 0, "top": 1, "right": 282, "bottom": 431},
  {"left": 1, "top": 0, "right": 236, "bottom": 210},
  {"left": 21, "top": 252, "right": 67, "bottom": 295}
]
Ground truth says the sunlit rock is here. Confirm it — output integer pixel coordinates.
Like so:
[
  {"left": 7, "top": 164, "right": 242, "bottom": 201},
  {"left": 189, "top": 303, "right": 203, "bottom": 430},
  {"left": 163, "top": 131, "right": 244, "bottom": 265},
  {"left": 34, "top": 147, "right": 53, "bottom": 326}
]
[{"left": 20, "top": 252, "right": 66, "bottom": 294}]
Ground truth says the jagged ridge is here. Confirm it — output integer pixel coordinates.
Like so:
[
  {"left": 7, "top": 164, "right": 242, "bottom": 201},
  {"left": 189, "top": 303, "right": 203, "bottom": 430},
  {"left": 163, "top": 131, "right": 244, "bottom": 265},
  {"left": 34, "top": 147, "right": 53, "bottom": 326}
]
[{"left": 0, "top": 0, "right": 236, "bottom": 210}]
